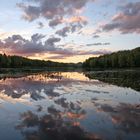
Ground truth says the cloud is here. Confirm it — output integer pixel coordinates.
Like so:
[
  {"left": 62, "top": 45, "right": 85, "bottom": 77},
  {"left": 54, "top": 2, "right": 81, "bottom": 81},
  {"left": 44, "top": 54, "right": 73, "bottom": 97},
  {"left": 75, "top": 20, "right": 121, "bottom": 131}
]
[
  {"left": 0, "top": 34, "right": 111, "bottom": 60},
  {"left": 86, "top": 42, "right": 110, "bottom": 46},
  {"left": 48, "top": 15, "right": 88, "bottom": 28},
  {"left": 79, "top": 27, "right": 101, "bottom": 36},
  {"left": 102, "top": 2, "right": 140, "bottom": 34},
  {"left": 2, "top": 33, "right": 46, "bottom": 55},
  {"left": 79, "top": 49, "right": 112, "bottom": 55},
  {"left": 17, "top": 0, "right": 93, "bottom": 31},
  {"left": 45, "top": 37, "right": 61, "bottom": 51},
  {"left": 4, "top": 34, "right": 28, "bottom": 43},
  {"left": 10, "top": 35, "right": 25, "bottom": 41},
  {"left": 48, "top": 17, "right": 63, "bottom": 27},
  {"left": 17, "top": 3, "right": 40, "bottom": 22},
  {"left": 56, "top": 26, "right": 70, "bottom": 37},
  {"left": 31, "top": 33, "right": 46, "bottom": 42},
  {"left": 64, "top": 16, "right": 87, "bottom": 25},
  {"left": 17, "top": 0, "right": 94, "bottom": 21},
  {"left": 45, "top": 49, "right": 112, "bottom": 60},
  {"left": 56, "top": 21, "right": 86, "bottom": 37},
  {"left": 0, "top": 34, "right": 49, "bottom": 55},
  {"left": 38, "top": 21, "right": 44, "bottom": 28},
  {"left": 0, "top": 34, "right": 72, "bottom": 57},
  {"left": 93, "top": 35, "right": 100, "bottom": 38}
]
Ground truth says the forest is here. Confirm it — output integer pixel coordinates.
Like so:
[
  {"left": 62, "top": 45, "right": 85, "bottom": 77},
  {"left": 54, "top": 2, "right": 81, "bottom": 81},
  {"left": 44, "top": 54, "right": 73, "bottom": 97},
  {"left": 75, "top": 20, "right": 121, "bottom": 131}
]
[
  {"left": 0, "top": 47, "right": 139, "bottom": 69},
  {"left": 83, "top": 47, "right": 140, "bottom": 68},
  {"left": 0, "top": 54, "right": 79, "bottom": 68}
]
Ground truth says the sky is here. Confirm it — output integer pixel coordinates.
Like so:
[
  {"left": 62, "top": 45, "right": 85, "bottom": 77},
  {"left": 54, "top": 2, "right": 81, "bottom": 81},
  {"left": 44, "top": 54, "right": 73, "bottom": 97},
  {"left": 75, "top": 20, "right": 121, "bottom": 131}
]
[{"left": 0, "top": 0, "right": 140, "bottom": 63}]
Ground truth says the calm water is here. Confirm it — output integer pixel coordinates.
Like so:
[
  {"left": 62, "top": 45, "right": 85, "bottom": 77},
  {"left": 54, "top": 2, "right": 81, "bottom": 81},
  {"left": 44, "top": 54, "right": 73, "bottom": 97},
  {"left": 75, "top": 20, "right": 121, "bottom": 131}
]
[{"left": 0, "top": 70, "right": 140, "bottom": 140}]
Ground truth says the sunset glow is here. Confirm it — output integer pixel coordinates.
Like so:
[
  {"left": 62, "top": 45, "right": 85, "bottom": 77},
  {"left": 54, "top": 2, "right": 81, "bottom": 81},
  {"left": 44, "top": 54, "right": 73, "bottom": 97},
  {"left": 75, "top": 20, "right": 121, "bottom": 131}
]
[{"left": 0, "top": 0, "right": 140, "bottom": 62}]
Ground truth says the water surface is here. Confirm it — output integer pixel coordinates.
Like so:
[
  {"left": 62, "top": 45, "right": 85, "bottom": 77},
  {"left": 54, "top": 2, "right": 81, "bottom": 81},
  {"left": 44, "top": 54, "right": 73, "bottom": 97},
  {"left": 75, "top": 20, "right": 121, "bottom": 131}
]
[{"left": 0, "top": 70, "right": 140, "bottom": 140}]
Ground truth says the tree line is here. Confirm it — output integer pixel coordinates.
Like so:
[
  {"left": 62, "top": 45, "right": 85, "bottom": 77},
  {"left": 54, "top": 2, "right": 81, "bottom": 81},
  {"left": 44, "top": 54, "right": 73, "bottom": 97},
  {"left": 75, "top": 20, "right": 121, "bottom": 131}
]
[
  {"left": 0, "top": 47, "right": 139, "bottom": 69},
  {"left": 0, "top": 54, "right": 78, "bottom": 68},
  {"left": 83, "top": 47, "right": 140, "bottom": 68}
]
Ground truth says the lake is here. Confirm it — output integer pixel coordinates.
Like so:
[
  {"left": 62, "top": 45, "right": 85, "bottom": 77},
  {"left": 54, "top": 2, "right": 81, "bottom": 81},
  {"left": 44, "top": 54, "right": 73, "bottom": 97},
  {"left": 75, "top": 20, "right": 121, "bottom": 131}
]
[{"left": 0, "top": 70, "right": 140, "bottom": 140}]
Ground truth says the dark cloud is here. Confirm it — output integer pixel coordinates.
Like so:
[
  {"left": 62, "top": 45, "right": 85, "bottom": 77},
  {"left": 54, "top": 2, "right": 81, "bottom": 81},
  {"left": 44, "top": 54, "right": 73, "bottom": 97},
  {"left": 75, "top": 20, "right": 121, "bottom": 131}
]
[
  {"left": 45, "top": 37, "right": 61, "bottom": 51},
  {"left": 31, "top": 33, "right": 46, "bottom": 42},
  {"left": 0, "top": 34, "right": 60, "bottom": 55},
  {"left": 103, "top": 42, "right": 110, "bottom": 45},
  {"left": 17, "top": 0, "right": 94, "bottom": 21},
  {"left": 102, "top": 2, "right": 140, "bottom": 34},
  {"left": 48, "top": 17, "right": 63, "bottom": 27},
  {"left": 17, "top": 0, "right": 92, "bottom": 30},
  {"left": 38, "top": 21, "right": 44, "bottom": 28},
  {"left": 93, "top": 35, "right": 100, "bottom": 38},
  {"left": 0, "top": 34, "right": 74, "bottom": 57},
  {"left": 56, "top": 26, "right": 71, "bottom": 37},
  {"left": 56, "top": 23, "right": 86, "bottom": 37},
  {"left": 46, "top": 37, "right": 61, "bottom": 46},
  {"left": 17, "top": 3, "right": 41, "bottom": 21},
  {"left": 86, "top": 42, "right": 110, "bottom": 46},
  {"left": 89, "top": 43, "right": 101, "bottom": 46},
  {"left": 0, "top": 34, "right": 111, "bottom": 59},
  {"left": 4, "top": 35, "right": 26, "bottom": 42},
  {"left": 10, "top": 35, "right": 25, "bottom": 41}
]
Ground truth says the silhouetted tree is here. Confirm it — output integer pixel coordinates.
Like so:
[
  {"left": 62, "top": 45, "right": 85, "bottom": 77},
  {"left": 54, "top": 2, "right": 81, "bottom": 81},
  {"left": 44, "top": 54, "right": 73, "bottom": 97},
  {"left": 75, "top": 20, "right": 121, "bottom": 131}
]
[{"left": 83, "top": 47, "right": 140, "bottom": 68}]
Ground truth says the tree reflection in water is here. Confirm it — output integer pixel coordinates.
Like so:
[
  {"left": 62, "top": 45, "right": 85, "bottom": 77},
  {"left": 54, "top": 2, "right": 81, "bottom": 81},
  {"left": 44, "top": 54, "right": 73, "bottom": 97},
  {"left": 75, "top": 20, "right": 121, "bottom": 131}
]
[
  {"left": 0, "top": 71, "right": 139, "bottom": 140},
  {"left": 0, "top": 72, "right": 71, "bottom": 101}
]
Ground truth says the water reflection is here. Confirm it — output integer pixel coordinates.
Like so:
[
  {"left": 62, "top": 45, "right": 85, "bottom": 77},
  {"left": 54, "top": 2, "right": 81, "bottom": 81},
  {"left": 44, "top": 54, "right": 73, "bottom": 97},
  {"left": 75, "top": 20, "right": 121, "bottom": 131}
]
[
  {"left": 0, "top": 72, "right": 69, "bottom": 102},
  {"left": 16, "top": 107, "right": 101, "bottom": 140},
  {"left": 16, "top": 95, "right": 96, "bottom": 140},
  {"left": 0, "top": 72, "right": 102, "bottom": 102},
  {"left": 0, "top": 71, "right": 139, "bottom": 140},
  {"left": 98, "top": 103, "right": 140, "bottom": 134}
]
